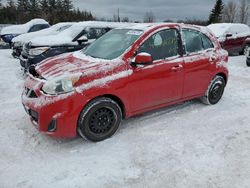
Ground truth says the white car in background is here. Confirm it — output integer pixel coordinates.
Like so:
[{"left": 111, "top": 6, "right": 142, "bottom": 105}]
[
  {"left": 11, "top": 22, "right": 74, "bottom": 58},
  {"left": 0, "top": 19, "right": 50, "bottom": 46}
]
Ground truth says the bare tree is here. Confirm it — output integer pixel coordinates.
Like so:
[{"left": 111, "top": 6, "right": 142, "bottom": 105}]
[
  {"left": 121, "top": 17, "right": 129, "bottom": 22},
  {"left": 222, "top": 1, "right": 237, "bottom": 23},
  {"left": 143, "top": 11, "right": 155, "bottom": 23},
  {"left": 239, "top": 0, "right": 249, "bottom": 24}
]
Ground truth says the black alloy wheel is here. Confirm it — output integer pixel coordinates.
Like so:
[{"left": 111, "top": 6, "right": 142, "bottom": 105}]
[{"left": 78, "top": 97, "right": 122, "bottom": 142}]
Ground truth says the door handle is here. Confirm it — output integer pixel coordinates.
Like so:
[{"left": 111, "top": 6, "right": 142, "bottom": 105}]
[{"left": 171, "top": 64, "right": 183, "bottom": 71}]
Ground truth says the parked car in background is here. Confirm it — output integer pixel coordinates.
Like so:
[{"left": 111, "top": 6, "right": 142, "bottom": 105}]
[
  {"left": 0, "top": 19, "right": 50, "bottom": 46},
  {"left": 22, "top": 23, "right": 228, "bottom": 142},
  {"left": 208, "top": 23, "right": 250, "bottom": 55},
  {"left": 20, "top": 21, "right": 133, "bottom": 71},
  {"left": 11, "top": 22, "right": 73, "bottom": 58}
]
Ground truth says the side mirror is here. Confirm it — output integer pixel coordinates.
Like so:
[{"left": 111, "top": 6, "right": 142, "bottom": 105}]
[
  {"left": 133, "top": 52, "right": 153, "bottom": 65},
  {"left": 77, "top": 36, "right": 88, "bottom": 45},
  {"left": 226, "top": 33, "right": 233, "bottom": 38}
]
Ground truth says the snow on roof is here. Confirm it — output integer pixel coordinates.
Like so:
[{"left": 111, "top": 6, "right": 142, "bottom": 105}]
[
  {"left": 29, "top": 21, "right": 135, "bottom": 46},
  {"left": 207, "top": 23, "right": 250, "bottom": 37},
  {"left": 121, "top": 22, "right": 178, "bottom": 31},
  {"left": 1, "top": 19, "right": 49, "bottom": 35},
  {"left": 12, "top": 22, "right": 74, "bottom": 44}
]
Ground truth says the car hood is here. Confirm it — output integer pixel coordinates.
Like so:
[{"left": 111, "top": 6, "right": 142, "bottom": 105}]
[
  {"left": 35, "top": 51, "right": 125, "bottom": 80},
  {"left": 29, "top": 35, "right": 77, "bottom": 47}
]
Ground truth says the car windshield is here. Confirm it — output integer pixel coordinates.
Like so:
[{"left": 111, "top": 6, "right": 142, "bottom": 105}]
[
  {"left": 82, "top": 29, "right": 143, "bottom": 60},
  {"left": 58, "top": 25, "right": 86, "bottom": 39}
]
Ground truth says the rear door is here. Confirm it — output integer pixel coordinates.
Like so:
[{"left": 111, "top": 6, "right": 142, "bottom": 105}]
[{"left": 181, "top": 28, "right": 215, "bottom": 98}]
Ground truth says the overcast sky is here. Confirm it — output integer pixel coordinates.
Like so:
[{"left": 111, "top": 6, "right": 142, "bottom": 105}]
[{"left": 3, "top": 0, "right": 233, "bottom": 22}]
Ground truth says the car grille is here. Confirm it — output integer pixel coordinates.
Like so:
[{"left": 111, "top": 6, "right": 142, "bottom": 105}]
[{"left": 25, "top": 87, "right": 38, "bottom": 98}]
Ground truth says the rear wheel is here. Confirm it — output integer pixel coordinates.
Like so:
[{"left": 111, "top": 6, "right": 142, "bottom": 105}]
[
  {"left": 201, "top": 76, "right": 226, "bottom": 105},
  {"left": 78, "top": 97, "right": 122, "bottom": 142}
]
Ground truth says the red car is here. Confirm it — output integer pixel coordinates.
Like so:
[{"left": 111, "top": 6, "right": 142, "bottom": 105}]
[
  {"left": 22, "top": 23, "right": 229, "bottom": 142},
  {"left": 208, "top": 23, "right": 250, "bottom": 55}
]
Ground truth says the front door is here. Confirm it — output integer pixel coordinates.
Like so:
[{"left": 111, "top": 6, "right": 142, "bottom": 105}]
[{"left": 128, "top": 28, "right": 184, "bottom": 113}]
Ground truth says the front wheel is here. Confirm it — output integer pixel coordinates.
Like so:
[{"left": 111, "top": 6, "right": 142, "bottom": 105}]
[
  {"left": 78, "top": 97, "right": 122, "bottom": 142},
  {"left": 201, "top": 76, "right": 226, "bottom": 105}
]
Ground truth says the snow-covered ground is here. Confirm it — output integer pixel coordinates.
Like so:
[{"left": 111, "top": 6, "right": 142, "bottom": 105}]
[{"left": 0, "top": 49, "right": 249, "bottom": 188}]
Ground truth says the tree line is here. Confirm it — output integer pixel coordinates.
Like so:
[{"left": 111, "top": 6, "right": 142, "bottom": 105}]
[
  {"left": 0, "top": 0, "right": 248, "bottom": 26},
  {"left": 0, "top": 0, "right": 94, "bottom": 24},
  {"left": 208, "top": 0, "right": 249, "bottom": 24}
]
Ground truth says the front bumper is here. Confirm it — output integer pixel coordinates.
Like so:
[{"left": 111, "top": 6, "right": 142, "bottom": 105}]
[
  {"left": 20, "top": 55, "right": 44, "bottom": 69},
  {"left": 12, "top": 46, "right": 22, "bottom": 58},
  {"left": 22, "top": 75, "right": 88, "bottom": 138}
]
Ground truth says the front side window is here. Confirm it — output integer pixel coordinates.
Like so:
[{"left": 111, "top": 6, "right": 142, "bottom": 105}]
[
  {"left": 83, "top": 29, "right": 143, "bottom": 60},
  {"left": 137, "top": 29, "right": 179, "bottom": 60},
  {"left": 182, "top": 29, "right": 203, "bottom": 53}
]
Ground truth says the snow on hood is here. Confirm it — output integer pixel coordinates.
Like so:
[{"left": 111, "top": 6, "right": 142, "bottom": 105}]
[
  {"left": 1, "top": 19, "right": 49, "bottom": 35},
  {"left": 29, "top": 21, "right": 135, "bottom": 47},
  {"left": 207, "top": 23, "right": 250, "bottom": 38},
  {"left": 35, "top": 51, "right": 123, "bottom": 80},
  {"left": 12, "top": 22, "right": 73, "bottom": 45}
]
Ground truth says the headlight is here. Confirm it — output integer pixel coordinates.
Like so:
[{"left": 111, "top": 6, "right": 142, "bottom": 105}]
[
  {"left": 29, "top": 47, "right": 50, "bottom": 56},
  {"left": 42, "top": 74, "right": 81, "bottom": 95}
]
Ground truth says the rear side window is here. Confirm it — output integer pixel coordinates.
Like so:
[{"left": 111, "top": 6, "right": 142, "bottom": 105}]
[
  {"left": 87, "top": 28, "right": 111, "bottom": 39},
  {"left": 138, "top": 29, "right": 179, "bottom": 60},
  {"left": 29, "top": 24, "right": 49, "bottom": 32},
  {"left": 182, "top": 29, "right": 202, "bottom": 53},
  {"left": 201, "top": 33, "right": 214, "bottom": 50}
]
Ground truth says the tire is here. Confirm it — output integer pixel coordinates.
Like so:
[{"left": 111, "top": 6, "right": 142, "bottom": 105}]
[
  {"left": 77, "top": 97, "right": 122, "bottom": 142},
  {"left": 242, "top": 45, "right": 250, "bottom": 56},
  {"left": 201, "top": 76, "right": 226, "bottom": 105}
]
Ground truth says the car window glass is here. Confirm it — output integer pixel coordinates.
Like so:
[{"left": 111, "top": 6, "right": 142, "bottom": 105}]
[
  {"left": 29, "top": 24, "right": 49, "bottom": 32},
  {"left": 138, "top": 29, "right": 179, "bottom": 60},
  {"left": 56, "top": 25, "right": 71, "bottom": 32},
  {"left": 182, "top": 29, "right": 203, "bottom": 53},
  {"left": 87, "top": 28, "right": 111, "bottom": 39},
  {"left": 201, "top": 33, "right": 214, "bottom": 50}
]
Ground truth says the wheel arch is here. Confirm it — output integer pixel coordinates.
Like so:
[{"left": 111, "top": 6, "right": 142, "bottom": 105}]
[
  {"left": 216, "top": 72, "right": 228, "bottom": 84},
  {"left": 85, "top": 94, "right": 127, "bottom": 119}
]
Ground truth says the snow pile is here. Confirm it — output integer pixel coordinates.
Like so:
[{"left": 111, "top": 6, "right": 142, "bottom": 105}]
[
  {"left": 208, "top": 23, "right": 250, "bottom": 41},
  {"left": 12, "top": 22, "right": 73, "bottom": 45},
  {"left": 0, "top": 49, "right": 250, "bottom": 187},
  {"left": 1, "top": 19, "right": 49, "bottom": 35}
]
